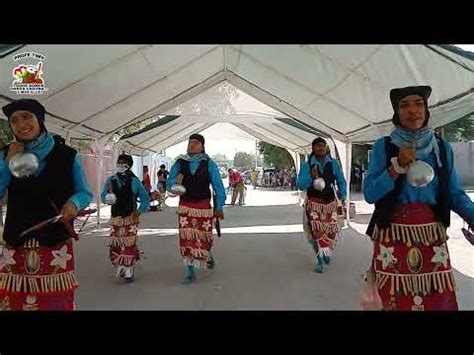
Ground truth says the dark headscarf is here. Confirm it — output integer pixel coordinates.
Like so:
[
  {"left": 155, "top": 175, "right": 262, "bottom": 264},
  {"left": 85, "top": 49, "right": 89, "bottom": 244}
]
[
  {"left": 390, "top": 86, "right": 431, "bottom": 127},
  {"left": 189, "top": 133, "right": 205, "bottom": 153},
  {"left": 117, "top": 154, "right": 133, "bottom": 168},
  {"left": 2, "top": 99, "right": 47, "bottom": 136}
]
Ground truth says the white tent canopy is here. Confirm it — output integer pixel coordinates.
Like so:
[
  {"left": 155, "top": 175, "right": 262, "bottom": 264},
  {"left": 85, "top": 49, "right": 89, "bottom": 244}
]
[
  {"left": 1, "top": 45, "right": 472, "bottom": 149},
  {"left": 1, "top": 44, "right": 472, "bottom": 225},
  {"left": 116, "top": 83, "right": 332, "bottom": 156}
]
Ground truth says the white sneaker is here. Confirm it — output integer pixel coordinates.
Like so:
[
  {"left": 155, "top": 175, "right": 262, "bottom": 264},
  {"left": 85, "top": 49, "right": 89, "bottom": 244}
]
[
  {"left": 116, "top": 266, "right": 126, "bottom": 278},
  {"left": 124, "top": 266, "right": 134, "bottom": 283}
]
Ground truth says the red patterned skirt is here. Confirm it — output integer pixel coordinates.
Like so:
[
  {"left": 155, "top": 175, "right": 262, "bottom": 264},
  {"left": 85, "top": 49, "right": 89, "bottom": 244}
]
[
  {"left": 304, "top": 197, "right": 340, "bottom": 257},
  {"left": 109, "top": 214, "right": 140, "bottom": 267},
  {"left": 0, "top": 239, "right": 78, "bottom": 311},
  {"left": 370, "top": 203, "right": 458, "bottom": 311},
  {"left": 178, "top": 200, "right": 215, "bottom": 268}
]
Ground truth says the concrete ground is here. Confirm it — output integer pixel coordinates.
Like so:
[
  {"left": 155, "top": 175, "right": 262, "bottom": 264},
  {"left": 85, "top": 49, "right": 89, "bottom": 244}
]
[{"left": 74, "top": 187, "right": 474, "bottom": 310}]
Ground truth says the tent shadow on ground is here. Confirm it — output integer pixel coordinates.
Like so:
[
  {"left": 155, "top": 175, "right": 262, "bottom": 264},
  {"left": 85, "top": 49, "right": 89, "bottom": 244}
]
[
  {"left": 351, "top": 213, "right": 373, "bottom": 225},
  {"left": 452, "top": 269, "right": 474, "bottom": 310}
]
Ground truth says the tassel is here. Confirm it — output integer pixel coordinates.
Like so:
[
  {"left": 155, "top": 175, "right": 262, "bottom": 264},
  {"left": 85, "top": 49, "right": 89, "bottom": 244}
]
[
  {"left": 65, "top": 274, "right": 71, "bottom": 289},
  {"left": 434, "top": 224, "right": 440, "bottom": 242},
  {"left": 419, "top": 227, "right": 425, "bottom": 245},
  {"left": 412, "top": 275, "right": 418, "bottom": 294},
  {"left": 6, "top": 274, "right": 12, "bottom": 291},
  {"left": 434, "top": 273, "right": 440, "bottom": 292},
  {"left": 446, "top": 273, "right": 453, "bottom": 292},
  {"left": 431, "top": 273, "right": 437, "bottom": 291},
  {"left": 404, "top": 276, "right": 411, "bottom": 295},
  {"left": 395, "top": 275, "right": 400, "bottom": 293},
  {"left": 68, "top": 273, "right": 74, "bottom": 289},
  {"left": 72, "top": 274, "right": 78, "bottom": 287},
  {"left": 43, "top": 276, "right": 49, "bottom": 292},
  {"left": 390, "top": 275, "right": 395, "bottom": 296},
  {"left": 401, "top": 276, "right": 408, "bottom": 295},
  {"left": 403, "top": 226, "right": 409, "bottom": 244},
  {"left": 372, "top": 225, "right": 378, "bottom": 241},
  {"left": 440, "top": 273, "right": 448, "bottom": 291},
  {"left": 412, "top": 228, "right": 418, "bottom": 244},
  {"left": 425, "top": 227, "right": 431, "bottom": 245},
  {"left": 60, "top": 275, "right": 66, "bottom": 291},
  {"left": 422, "top": 226, "right": 429, "bottom": 245},
  {"left": 66, "top": 274, "right": 72, "bottom": 288},
  {"left": 435, "top": 225, "right": 441, "bottom": 241},
  {"left": 48, "top": 276, "right": 53, "bottom": 292},
  {"left": 15, "top": 275, "right": 20, "bottom": 292},
  {"left": 406, "top": 276, "right": 413, "bottom": 295},
  {"left": 451, "top": 273, "right": 457, "bottom": 291},
  {"left": 438, "top": 273, "right": 444, "bottom": 292}
]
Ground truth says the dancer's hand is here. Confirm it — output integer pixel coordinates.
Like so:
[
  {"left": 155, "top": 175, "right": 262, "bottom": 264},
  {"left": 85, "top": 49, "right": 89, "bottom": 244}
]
[
  {"left": 60, "top": 201, "right": 77, "bottom": 223},
  {"left": 5, "top": 142, "right": 24, "bottom": 163},
  {"left": 214, "top": 210, "right": 224, "bottom": 220},
  {"left": 398, "top": 145, "right": 416, "bottom": 168},
  {"left": 311, "top": 167, "right": 319, "bottom": 178}
]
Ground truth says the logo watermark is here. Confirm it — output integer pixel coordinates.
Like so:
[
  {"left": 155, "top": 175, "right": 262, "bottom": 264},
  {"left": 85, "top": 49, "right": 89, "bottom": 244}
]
[{"left": 9, "top": 52, "right": 48, "bottom": 95}]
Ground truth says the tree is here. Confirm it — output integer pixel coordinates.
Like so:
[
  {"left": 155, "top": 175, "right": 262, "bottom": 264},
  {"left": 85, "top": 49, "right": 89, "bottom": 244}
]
[
  {"left": 233, "top": 152, "right": 253, "bottom": 169},
  {"left": 257, "top": 141, "right": 294, "bottom": 169},
  {"left": 435, "top": 114, "right": 474, "bottom": 142},
  {"left": 0, "top": 119, "right": 14, "bottom": 149},
  {"left": 211, "top": 154, "right": 229, "bottom": 163}
]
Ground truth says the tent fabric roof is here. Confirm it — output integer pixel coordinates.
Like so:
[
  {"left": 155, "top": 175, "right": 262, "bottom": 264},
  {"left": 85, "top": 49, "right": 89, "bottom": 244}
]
[{"left": 1, "top": 45, "right": 472, "bottom": 153}]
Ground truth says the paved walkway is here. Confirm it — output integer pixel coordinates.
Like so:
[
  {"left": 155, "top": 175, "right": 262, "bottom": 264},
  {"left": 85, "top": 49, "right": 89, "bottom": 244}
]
[{"left": 73, "top": 187, "right": 473, "bottom": 310}]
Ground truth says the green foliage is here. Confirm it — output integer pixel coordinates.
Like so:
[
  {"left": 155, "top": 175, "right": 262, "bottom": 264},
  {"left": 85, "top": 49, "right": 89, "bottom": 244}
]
[
  {"left": 257, "top": 141, "right": 294, "bottom": 169},
  {"left": 435, "top": 114, "right": 474, "bottom": 142},
  {"left": 233, "top": 151, "right": 254, "bottom": 169}
]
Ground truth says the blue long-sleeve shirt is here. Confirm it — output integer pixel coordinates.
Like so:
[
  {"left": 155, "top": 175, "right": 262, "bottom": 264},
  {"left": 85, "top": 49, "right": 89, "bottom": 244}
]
[
  {"left": 0, "top": 132, "right": 93, "bottom": 210},
  {"left": 364, "top": 137, "right": 474, "bottom": 226},
  {"left": 297, "top": 154, "right": 347, "bottom": 200},
  {"left": 101, "top": 174, "right": 150, "bottom": 214},
  {"left": 166, "top": 155, "right": 226, "bottom": 211}
]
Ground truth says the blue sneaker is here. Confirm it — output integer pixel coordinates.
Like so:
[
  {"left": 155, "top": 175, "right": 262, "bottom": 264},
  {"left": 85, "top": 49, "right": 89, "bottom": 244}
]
[
  {"left": 181, "top": 265, "right": 196, "bottom": 285},
  {"left": 181, "top": 275, "right": 196, "bottom": 285},
  {"left": 314, "top": 256, "right": 324, "bottom": 273}
]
